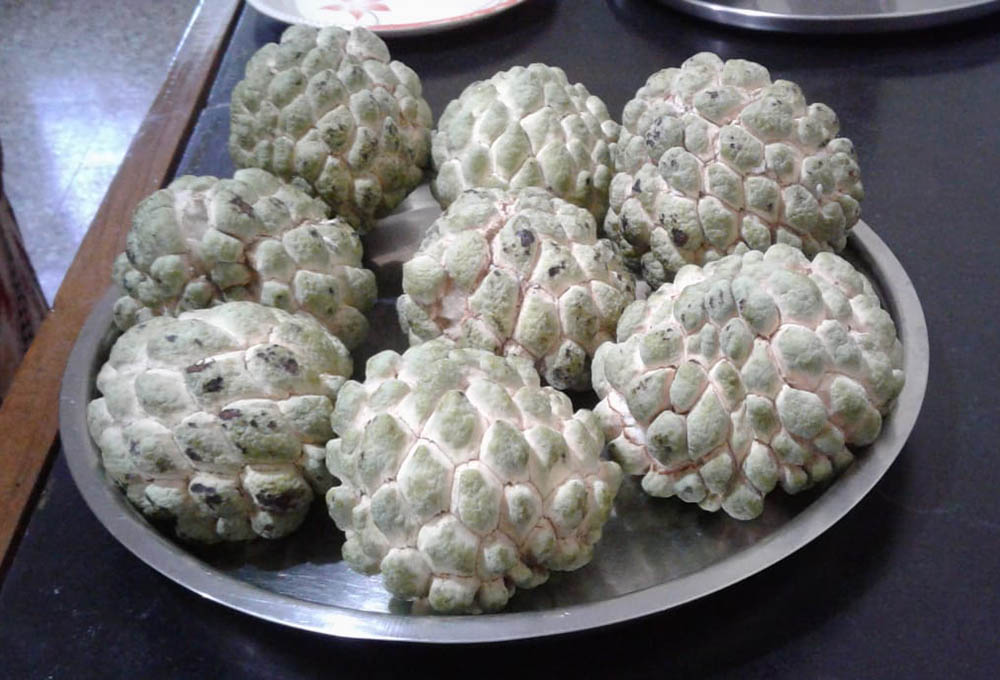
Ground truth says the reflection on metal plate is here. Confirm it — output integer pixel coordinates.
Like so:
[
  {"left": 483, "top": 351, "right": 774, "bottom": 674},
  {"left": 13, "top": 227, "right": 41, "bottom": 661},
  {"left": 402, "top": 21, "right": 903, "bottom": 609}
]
[
  {"left": 59, "top": 203, "right": 928, "bottom": 643},
  {"left": 654, "top": 0, "right": 1000, "bottom": 32}
]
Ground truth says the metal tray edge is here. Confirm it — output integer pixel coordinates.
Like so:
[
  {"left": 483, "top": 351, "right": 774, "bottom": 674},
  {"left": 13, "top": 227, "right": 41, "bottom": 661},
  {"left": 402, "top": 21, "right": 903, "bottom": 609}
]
[{"left": 654, "top": 0, "right": 1000, "bottom": 33}]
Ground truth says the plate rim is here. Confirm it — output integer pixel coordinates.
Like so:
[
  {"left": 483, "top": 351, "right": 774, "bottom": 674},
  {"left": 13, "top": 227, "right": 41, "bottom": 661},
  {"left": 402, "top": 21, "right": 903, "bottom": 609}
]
[
  {"left": 58, "top": 220, "right": 929, "bottom": 644},
  {"left": 243, "top": 0, "right": 529, "bottom": 37},
  {"left": 652, "top": 0, "right": 1000, "bottom": 33}
]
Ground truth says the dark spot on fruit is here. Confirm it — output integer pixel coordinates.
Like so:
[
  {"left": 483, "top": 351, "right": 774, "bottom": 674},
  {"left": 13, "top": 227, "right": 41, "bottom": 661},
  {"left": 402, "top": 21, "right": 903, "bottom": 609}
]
[
  {"left": 185, "top": 447, "right": 202, "bottom": 462},
  {"left": 548, "top": 265, "right": 563, "bottom": 277},
  {"left": 204, "top": 376, "right": 224, "bottom": 392},
  {"left": 250, "top": 418, "right": 259, "bottom": 428},
  {"left": 191, "top": 484, "right": 223, "bottom": 507},
  {"left": 708, "top": 289, "right": 725, "bottom": 312},
  {"left": 644, "top": 122, "right": 662, "bottom": 149},
  {"left": 310, "top": 228, "right": 320, "bottom": 238},
  {"left": 282, "top": 357, "right": 300, "bottom": 374},
  {"left": 219, "top": 409, "right": 241, "bottom": 421},
  {"left": 186, "top": 360, "right": 213, "bottom": 373},
  {"left": 632, "top": 180, "right": 641, "bottom": 193},
  {"left": 194, "top": 338, "right": 204, "bottom": 347},
  {"left": 671, "top": 228, "right": 689, "bottom": 247},
  {"left": 268, "top": 420, "right": 278, "bottom": 430},
  {"left": 165, "top": 334, "right": 177, "bottom": 342},
  {"left": 228, "top": 195, "right": 255, "bottom": 217},
  {"left": 517, "top": 229, "right": 535, "bottom": 247},
  {"left": 256, "top": 490, "right": 303, "bottom": 512}
]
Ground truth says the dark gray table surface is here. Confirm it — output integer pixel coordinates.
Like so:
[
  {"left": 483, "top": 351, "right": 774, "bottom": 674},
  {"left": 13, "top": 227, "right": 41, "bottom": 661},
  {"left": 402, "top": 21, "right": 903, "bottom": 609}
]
[{"left": 2, "top": 1, "right": 998, "bottom": 677}]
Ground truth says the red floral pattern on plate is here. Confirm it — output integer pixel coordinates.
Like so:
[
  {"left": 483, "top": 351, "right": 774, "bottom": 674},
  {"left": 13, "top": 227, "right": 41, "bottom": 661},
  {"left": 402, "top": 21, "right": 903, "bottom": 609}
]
[{"left": 320, "top": 1, "right": 390, "bottom": 22}]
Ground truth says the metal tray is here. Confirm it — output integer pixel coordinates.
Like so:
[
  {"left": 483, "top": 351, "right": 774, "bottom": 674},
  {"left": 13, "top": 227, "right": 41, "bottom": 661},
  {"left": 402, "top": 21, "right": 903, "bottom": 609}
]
[
  {"left": 59, "top": 202, "right": 928, "bottom": 643},
  {"left": 654, "top": 0, "right": 1000, "bottom": 32}
]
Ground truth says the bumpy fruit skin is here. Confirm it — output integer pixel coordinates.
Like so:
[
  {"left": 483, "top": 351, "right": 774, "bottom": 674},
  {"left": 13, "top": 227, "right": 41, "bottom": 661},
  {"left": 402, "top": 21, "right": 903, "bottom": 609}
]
[
  {"left": 229, "top": 25, "right": 433, "bottom": 230},
  {"left": 396, "top": 188, "right": 635, "bottom": 391},
  {"left": 112, "top": 169, "right": 377, "bottom": 350},
  {"left": 431, "top": 64, "right": 621, "bottom": 221},
  {"left": 606, "top": 53, "right": 864, "bottom": 288},
  {"left": 87, "top": 303, "right": 352, "bottom": 543},
  {"left": 592, "top": 244, "right": 904, "bottom": 520},
  {"left": 325, "top": 339, "right": 622, "bottom": 613}
]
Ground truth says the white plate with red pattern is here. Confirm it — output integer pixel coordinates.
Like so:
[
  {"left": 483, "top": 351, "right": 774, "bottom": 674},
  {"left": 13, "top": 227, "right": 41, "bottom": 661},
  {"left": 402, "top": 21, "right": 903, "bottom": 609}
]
[{"left": 246, "top": 0, "right": 530, "bottom": 36}]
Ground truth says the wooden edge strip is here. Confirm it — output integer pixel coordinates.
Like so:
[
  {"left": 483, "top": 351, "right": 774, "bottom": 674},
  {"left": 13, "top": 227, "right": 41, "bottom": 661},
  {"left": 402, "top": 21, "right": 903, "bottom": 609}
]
[{"left": 0, "top": 0, "right": 243, "bottom": 580}]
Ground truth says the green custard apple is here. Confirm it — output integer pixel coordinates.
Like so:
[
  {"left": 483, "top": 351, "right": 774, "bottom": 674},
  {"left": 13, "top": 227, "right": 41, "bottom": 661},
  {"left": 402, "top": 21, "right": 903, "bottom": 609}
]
[
  {"left": 326, "top": 339, "right": 622, "bottom": 613},
  {"left": 592, "top": 244, "right": 903, "bottom": 520},
  {"left": 397, "top": 188, "right": 635, "bottom": 391},
  {"left": 112, "top": 169, "right": 376, "bottom": 350},
  {"left": 432, "top": 64, "right": 620, "bottom": 220},
  {"left": 230, "top": 25, "right": 433, "bottom": 230},
  {"left": 87, "top": 302, "right": 352, "bottom": 542},
  {"left": 607, "top": 53, "right": 864, "bottom": 287}
]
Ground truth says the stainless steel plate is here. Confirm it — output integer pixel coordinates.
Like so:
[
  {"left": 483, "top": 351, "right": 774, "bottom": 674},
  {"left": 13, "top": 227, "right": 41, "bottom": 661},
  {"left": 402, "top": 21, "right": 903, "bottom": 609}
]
[
  {"left": 59, "top": 206, "right": 928, "bottom": 643},
  {"left": 654, "top": 0, "right": 1000, "bottom": 32}
]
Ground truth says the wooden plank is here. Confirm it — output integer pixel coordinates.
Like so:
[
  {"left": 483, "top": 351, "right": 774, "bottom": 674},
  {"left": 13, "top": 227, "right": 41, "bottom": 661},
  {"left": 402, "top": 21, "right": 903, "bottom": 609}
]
[{"left": 0, "top": 0, "right": 242, "bottom": 579}]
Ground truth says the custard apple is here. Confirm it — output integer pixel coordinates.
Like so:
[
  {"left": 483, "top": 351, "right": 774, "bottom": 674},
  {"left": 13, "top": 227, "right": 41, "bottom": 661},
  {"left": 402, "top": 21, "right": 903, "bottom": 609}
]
[
  {"left": 325, "top": 339, "right": 622, "bottom": 613},
  {"left": 606, "top": 53, "right": 864, "bottom": 287},
  {"left": 229, "top": 24, "right": 433, "bottom": 230},
  {"left": 87, "top": 302, "right": 353, "bottom": 542},
  {"left": 431, "top": 63, "right": 621, "bottom": 220},
  {"left": 396, "top": 188, "right": 635, "bottom": 391},
  {"left": 592, "top": 244, "right": 904, "bottom": 520},
  {"left": 112, "top": 169, "right": 376, "bottom": 350}
]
